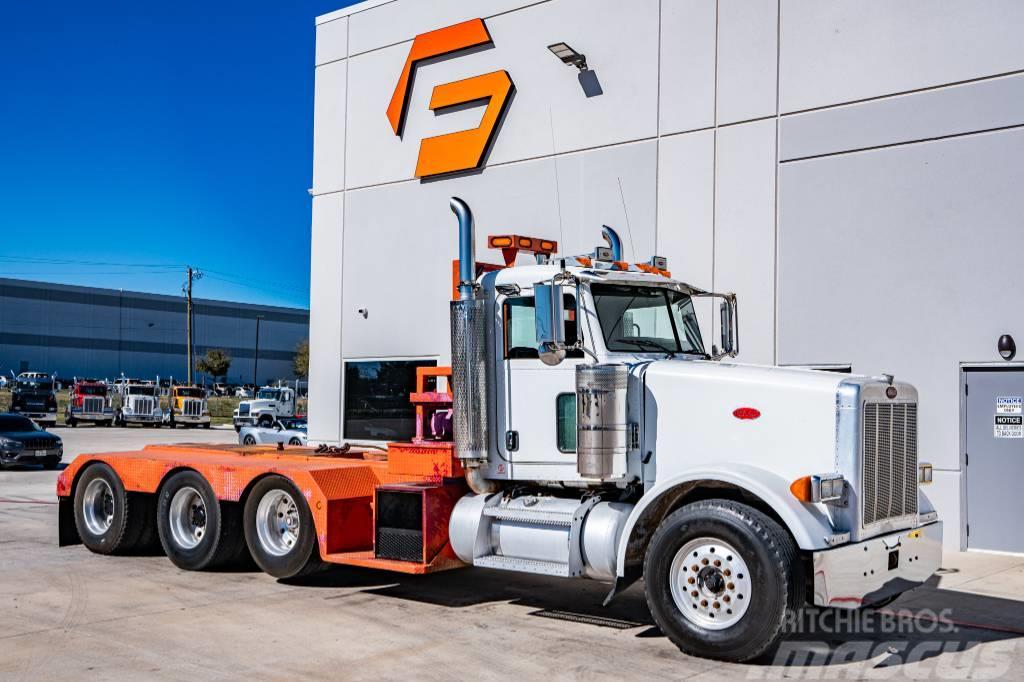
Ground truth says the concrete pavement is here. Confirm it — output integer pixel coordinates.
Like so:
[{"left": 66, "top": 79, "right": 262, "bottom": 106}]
[{"left": 2, "top": 427, "right": 1023, "bottom": 680}]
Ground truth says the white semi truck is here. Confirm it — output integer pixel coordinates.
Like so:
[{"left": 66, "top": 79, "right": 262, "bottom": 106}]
[
  {"left": 232, "top": 386, "right": 297, "bottom": 431},
  {"left": 115, "top": 381, "right": 163, "bottom": 427},
  {"left": 58, "top": 198, "right": 940, "bottom": 662}
]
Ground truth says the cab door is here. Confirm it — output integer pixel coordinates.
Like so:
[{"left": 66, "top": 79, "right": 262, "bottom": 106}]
[{"left": 497, "top": 292, "right": 585, "bottom": 473}]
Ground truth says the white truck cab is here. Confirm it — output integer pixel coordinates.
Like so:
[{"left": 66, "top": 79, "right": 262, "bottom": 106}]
[
  {"left": 441, "top": 198, "right": 941, "bottom": 661},
  {"left": 233, "top": 386, "right": 296, "bottom": 431},
  {"left": 116, "top": 382, "right": 163, "bottom": 427}
]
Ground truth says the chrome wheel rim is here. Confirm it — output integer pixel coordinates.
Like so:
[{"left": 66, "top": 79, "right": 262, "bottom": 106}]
[
  {"left": 669, "top": 537, "right": 753, "bottom": 630},
  {"left": 256, "top": 489, "right": 300, "bottom": 557},
  {"left": 168, "top": 486, "right": 207, "bottom": 550},
  {"left": 82, "top": 478, "right": 114, "bottom": 536}
]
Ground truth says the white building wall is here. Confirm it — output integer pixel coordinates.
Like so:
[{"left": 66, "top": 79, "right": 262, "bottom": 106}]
[{"left": 310, "top": 0, "right": 1024, "bottom": 550}]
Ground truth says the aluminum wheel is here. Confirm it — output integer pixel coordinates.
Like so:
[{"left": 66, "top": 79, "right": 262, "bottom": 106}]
[
  {"left": 82, "top": 478, "right": 114, "bottom": 536},
  {"left": 255, "top": 489, "right": 300, "bottom": 557},
  {"left": 168, "top": 486, "right": 207, "bottom": 550},
  {"left": 669, "top": 537, "right": 753, "bottom": 630}
]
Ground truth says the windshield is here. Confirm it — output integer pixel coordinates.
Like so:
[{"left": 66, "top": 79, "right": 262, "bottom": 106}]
[
  {"left": 0, "top": 415, "right": 41, "bottom": 432},
  {"left": 257, "top": 389, "right": 281, "bottom": 400},
  {"left": 591, "top": 283, "right": 705, "bottom": 355},
  {"left": 16, "top": 379, "right": 53, "bottom": 391},
  {"left": 177, "top": 388, "right": 204, "bottom": 398},
  {"left": 279, "top": 418, "right": 307, "bottom": 431},
  {"left": 127, "top": 386, "right": 157, "bottom": 396},
  {"left": 78, "top": 385, "right": 106, "bottom": 396}
]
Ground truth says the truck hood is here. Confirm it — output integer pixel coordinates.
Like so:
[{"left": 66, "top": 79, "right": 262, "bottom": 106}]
[
  {"left": 239, "top": 400, "right": 274, "bottom": 410},
  {"left": 639, "top": 360, "right": 848, "bottom": 485}
]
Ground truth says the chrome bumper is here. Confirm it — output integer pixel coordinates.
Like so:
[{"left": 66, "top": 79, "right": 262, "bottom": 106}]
[
  {"left": 812, "top": 521, "right": 942, "bottom": 608},
  {"left": 173, "top": 414, "right": 210, "bottom": 424}
]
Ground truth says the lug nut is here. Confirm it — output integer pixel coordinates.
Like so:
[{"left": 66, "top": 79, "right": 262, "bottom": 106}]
[
  {"left": 700, "top": 600, "right": 708, "bottom": 608},
  {"left": 691, "top": 564, "right": 698, "bottom": 572},
  {"left": 723, "top": 569, "right": 731, "bottom": 577},
  {"left": 727, "top": 582, "right": 735, "bottom": 591},
  {"left": 701, "top": 558, "right": 709, "bottom": 566},
  {"left": 687, "top": 577, "right": 695, "bottom": 585},
  {"left": 713, "top": 560, "right": 721, "bottom": 567},
  {"left": 723, "top": 595, "right": 731, "bottom": 603},
  {"left": 713, "top": 601, "right": 720, "bottom": 609}
]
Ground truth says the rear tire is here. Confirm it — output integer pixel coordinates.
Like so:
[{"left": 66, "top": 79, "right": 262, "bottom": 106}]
[
  {"left": 242, "top": 435, "right": 257, "bottom": 446},
  {"left": 288, "top": 437, "right": 302, "bottom": 446},
  {"left": 157, "top": 470, "right": 246, "bottom": 571},
  {"left": 643, "top": 499, "right": 802, "bottom": 663},
  {"left": 244, "top": 475, "right": 320, "bottom": 579},
  {"left": 73, "top": 463, "right": 151, "bottom": 554}
]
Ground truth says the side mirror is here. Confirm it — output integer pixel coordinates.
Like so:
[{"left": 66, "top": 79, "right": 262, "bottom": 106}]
[
  {"left": 534, "top": 283, "right": 567, "bottom": 366},
  {"left": 718, "top": 295, "right": 739, "bottom": 358}
]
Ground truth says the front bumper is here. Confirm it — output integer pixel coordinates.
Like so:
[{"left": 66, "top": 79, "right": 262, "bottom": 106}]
[
  {"left": 233, "top": 416, "right": 255, "bottom": 428},
  {"left": 20, "top": 411, "right": 57, "bottom": 424},
  {"left": 123, "top": 413, "right": 162, "bottom": 423},
  {"left": 1, "top": 447, "right": 62, "bottom": 464},
  {"left": 172, "top": 414, "right": 210, "bottom": 425},
  {"left": 812, "top": 521, "right": 942, "bottom": 608},
  {"left": 69, "top": 410, "right": 112, "bottom": 422}
]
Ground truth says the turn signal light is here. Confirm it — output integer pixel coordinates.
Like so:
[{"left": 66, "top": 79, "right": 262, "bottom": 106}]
[
  {"left": 790, "top": 474, "right": 846, "bottom": 504},
  {"left": 489, "top": 236, "right": 513, "bottom": 248}
]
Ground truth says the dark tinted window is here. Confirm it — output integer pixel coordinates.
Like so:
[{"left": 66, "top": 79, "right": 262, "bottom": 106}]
[
  {"left": 78, "top": 385, "right": 106, "bottom": 396},
  {"left": 16, "top": 380, "right": 53, "bottom": 391},
  {"left": 0, "top": 415, "right": 40, "bottom": 431},
  {"left": 344, "top": 360, "right": 437, "bottom": 441},
  {"left": 503, "top": 295, "right": 583, "bottom": 359}
]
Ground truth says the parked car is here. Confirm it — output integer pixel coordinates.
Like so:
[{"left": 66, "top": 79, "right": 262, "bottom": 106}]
[
  {"left": 0, "top": 413, "right": 63, "bottom": 469},
  {"left": 238, "top": 417, "right": 308, "bottom": 446}
]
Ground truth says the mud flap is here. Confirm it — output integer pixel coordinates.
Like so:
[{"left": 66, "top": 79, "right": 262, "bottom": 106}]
[
  {"left": 58, "top": 497, "right": 81, "bottom": 546},
  {"left": 603, "top": 566, "right": 642, "bottom": 606}
]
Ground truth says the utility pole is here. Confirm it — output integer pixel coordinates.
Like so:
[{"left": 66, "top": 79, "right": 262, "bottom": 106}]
[
  {"left": 253, "top": 315, "right": 264, "bottom": 390},
  {"left": 183, "top": 267, "right": 203, "bottom": 385}
]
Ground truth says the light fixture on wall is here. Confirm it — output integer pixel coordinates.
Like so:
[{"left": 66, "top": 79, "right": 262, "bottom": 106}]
[
  {"left": 547, "top": 42, "right": 588, "bottom": 71},
  {"left": 998, "top": 334, "right": 1016, "bottom": 361}
]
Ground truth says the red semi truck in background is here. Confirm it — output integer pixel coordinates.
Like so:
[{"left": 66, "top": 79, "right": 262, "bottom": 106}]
[{"left": 65, "top": 380, "right": 114, "bottom": 427}]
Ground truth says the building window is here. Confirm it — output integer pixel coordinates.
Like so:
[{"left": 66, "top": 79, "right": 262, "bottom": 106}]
[
  {"left": 503, "top": 295, "right": 583, "bottom": 359},
  {"left": 343, "top": 359, "right": 437, "bottom": 441},
  {"left": 556, "top": 393, "right": 576, "bottom": 452}
]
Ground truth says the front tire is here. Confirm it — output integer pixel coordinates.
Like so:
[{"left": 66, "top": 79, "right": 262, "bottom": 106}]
[
  {"left": 243, "top": 476, "right": 319, "bottom": 579},
  {"left": 73, "top": 462, "right": 151, "bottom": 554},
  {"left": 643, "top": 499, "right": 802, "bottom": 663},
  {"left": 242, "top": 435, "right": 257, "bottom": 445},
  {"left": 157, "top": 470, "right": 245, "bottom": 571}
]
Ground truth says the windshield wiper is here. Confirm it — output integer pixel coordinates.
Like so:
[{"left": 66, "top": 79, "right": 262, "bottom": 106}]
[{"left": 616, "top": 338, "right": 677, "bottom": 357}]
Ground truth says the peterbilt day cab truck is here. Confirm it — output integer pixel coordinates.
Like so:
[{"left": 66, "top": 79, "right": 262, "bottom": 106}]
[
  {"left": 65, "top": 380, "right": 114, "bottom": 427},
  {"left": 164, "top": 385, "right": 211, "bottom": 428},
  {"left": 232, "top": 386, "right": 297, "bottom": 431},
  {"left": 116, "top": 381, "right": 163, "bottom": 427},
  {"left": 11, "top": 372, "right": 58, "bottom": 427},
  {"left": 56, "top": 198, "right": 941, "bottom": 662}
]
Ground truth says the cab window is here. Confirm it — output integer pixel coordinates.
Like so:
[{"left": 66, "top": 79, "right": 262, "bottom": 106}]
[{"left": 503, "top": 295, "right": 583, "bottom": 360}]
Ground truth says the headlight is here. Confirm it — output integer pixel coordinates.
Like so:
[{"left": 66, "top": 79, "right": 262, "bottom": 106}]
[
  {"left": 790, "top": 473, "right": 846, "bottom": 504},
  {"left": 918, "top": 462, "right": 933, "bottom": 485},
  {"left": 0, "top": 438, "right": 21, "bottom": 449}
]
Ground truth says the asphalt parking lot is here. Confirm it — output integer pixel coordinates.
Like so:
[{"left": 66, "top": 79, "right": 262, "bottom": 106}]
[{"left": 3, "top": 427, "right": 1024, "bottom": 680}]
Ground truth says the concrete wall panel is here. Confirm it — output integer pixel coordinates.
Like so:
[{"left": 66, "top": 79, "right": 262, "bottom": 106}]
[
  {"left": 777, "top": 127, "right": 1024, "bottom": 473},
  {"left": 660, "top": 0, "right": 717, "bottom": 135},
  {"left": 344, "top": 0, "right": 660, "bottom": 189},
  {"left": 717, "top": 0, "right": 778, "bottom": 124},
  {"left": 780, "top": 0, "right": 1024, "bottom": 113},
  {"left": 307, "top": 193, "right": 345, "bottom": 443},
  {"left": 714, "top": 119, "right": 776, "bottom": 365},
  {"left": 315, "top": 16, "right": 348, "bottom": 65},
  {"left": 781, "top": 72, "right": 1024, "bottom": 161},
  {"left": 312, "top": 60, "right": 348, "bottom": 194}
]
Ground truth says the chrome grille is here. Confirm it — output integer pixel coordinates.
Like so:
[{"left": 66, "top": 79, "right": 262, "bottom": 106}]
[
  {"left": 134, "top": 397, "right": 154, "bottom": 415},
  {"left": 862, "top": 402, "right": 918, "bottom": 526},
  {"left": 183, "top": 399, "right": 203, "bottom": 417},
  {"left": 84, "top": 397, "right": 105, "bottom": 413}
]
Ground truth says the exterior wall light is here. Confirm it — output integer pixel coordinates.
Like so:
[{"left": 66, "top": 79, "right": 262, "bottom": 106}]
[
  {"left": 998, "top": 334, "right": 1016, "bottom": 361},
  {"left": 548, "top": 42, "right": 588, "bottom": 71}
]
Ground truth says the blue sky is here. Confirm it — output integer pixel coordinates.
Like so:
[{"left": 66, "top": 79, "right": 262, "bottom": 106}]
[{"left": 0, "top": 0, "right": 358, "bottom": 309}]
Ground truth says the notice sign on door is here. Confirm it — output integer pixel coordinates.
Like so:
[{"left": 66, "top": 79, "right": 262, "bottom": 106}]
[
  {"left": 996, "top": 396, "right": 1023, "bottom": 414},
  {"left": 995, "top": 414, "right": 1024, "bottom": 439}
]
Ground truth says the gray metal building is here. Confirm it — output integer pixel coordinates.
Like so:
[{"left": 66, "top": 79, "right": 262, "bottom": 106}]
[{"left": 0, "top": 277, "right": 309, "bottom": 385}]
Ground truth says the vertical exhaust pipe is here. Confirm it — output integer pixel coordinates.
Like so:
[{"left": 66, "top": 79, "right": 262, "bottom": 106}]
[
  {"left": 602, "top": 225, "right": 623, "bottom": 261},
  {"left": 448, "top": 198, "right": 500, "bottom": 494}
]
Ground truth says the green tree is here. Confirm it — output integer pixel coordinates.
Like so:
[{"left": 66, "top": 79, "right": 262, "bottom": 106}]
[
  {"left": 293, "top": 339, "right": 309, "bottom": 378},
  {"left": 197, "top": 348, "right": 232, "bottom": 382}
]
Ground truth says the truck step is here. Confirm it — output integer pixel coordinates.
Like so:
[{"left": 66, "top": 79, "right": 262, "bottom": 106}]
[
  {"left": 483, "top": 506, "right": 574, "bottom": 526},
  {"left": 474, "top": 554, "right": 571, "bottom": 577}
]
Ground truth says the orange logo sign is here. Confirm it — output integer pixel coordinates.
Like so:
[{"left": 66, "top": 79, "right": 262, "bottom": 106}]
[{"left": 387, "top": 18, "right": 514, "bottom": 178}]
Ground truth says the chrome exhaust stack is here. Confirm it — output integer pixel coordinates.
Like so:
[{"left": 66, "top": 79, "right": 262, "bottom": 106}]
[
  {"left": 449, "top": 198, "right": 499, "bottom": 494},
  {"left": 601, "top": 225, "right": 623, "bottom": 261}
]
